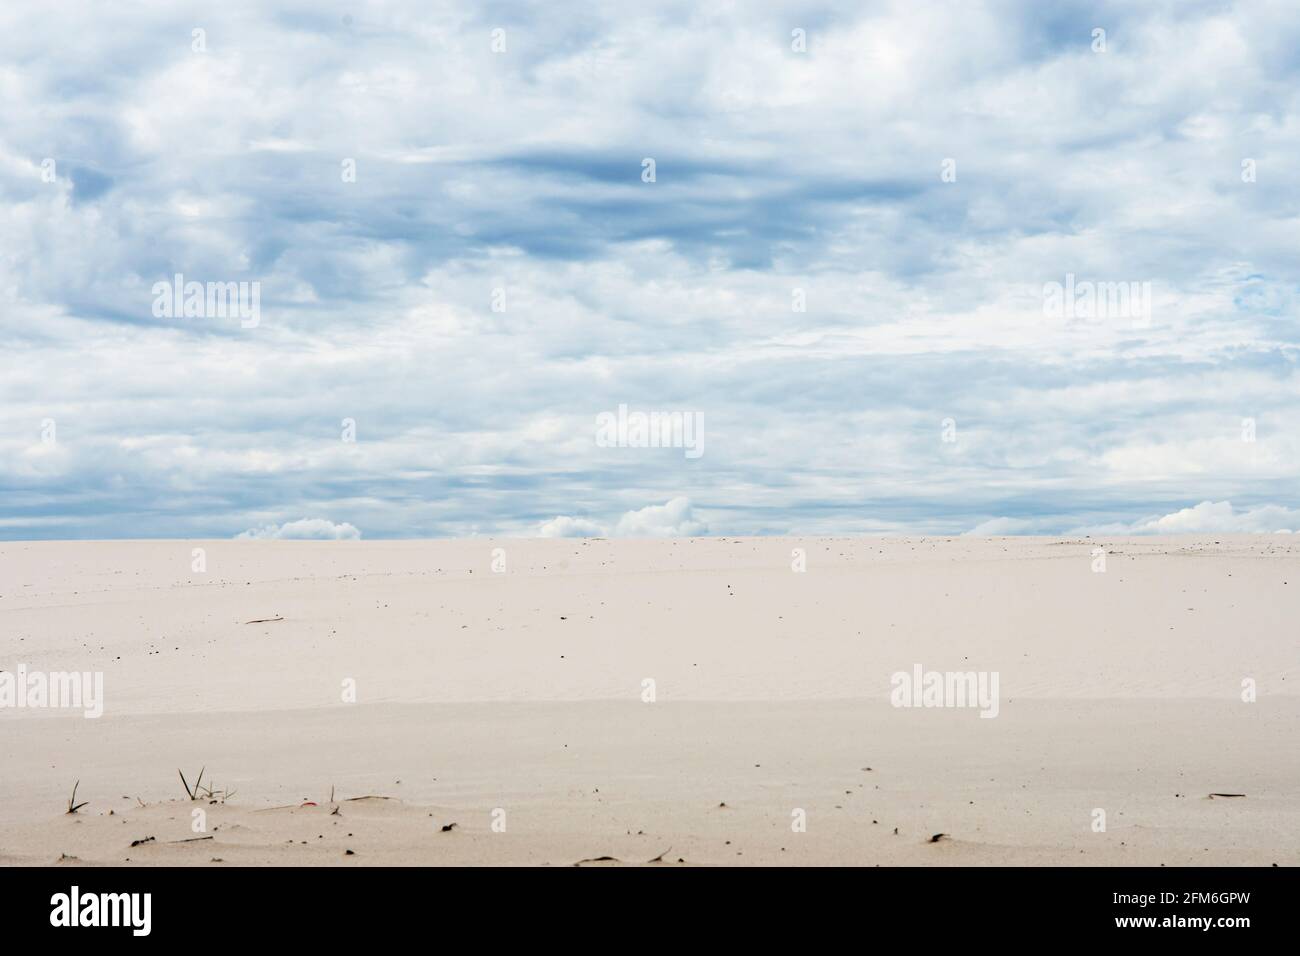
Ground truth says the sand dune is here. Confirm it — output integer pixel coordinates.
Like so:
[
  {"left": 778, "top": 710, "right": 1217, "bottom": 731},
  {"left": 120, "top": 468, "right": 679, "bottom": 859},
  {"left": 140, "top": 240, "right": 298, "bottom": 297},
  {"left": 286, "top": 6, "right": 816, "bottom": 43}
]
[{"left": 1, "top": 536, "right": 1297, "bottom": 865}]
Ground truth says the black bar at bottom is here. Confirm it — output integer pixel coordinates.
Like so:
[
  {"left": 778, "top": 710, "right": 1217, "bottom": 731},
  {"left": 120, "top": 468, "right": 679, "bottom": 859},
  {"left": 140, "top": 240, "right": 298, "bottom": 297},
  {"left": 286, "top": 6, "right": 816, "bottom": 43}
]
[{"left": 0, "top": 865, "right": 1288, "bottom": 941}]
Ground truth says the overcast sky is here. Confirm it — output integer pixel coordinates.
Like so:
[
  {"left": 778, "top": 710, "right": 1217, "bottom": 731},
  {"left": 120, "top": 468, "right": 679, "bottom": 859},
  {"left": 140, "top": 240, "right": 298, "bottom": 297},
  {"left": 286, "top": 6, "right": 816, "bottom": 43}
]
[{"left": 2, "top": 0, "right": 1298, "bottom": 539}]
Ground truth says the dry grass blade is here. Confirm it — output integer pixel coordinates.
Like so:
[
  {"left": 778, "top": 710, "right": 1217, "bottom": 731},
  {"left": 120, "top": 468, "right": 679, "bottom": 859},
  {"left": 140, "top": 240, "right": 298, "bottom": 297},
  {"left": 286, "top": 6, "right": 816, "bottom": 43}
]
[
  {"left": 178, "top": 767, "right": 206, "bottom": 801},
  {"left": 65, "top": 780, "right": 88, "bottom": 815}
]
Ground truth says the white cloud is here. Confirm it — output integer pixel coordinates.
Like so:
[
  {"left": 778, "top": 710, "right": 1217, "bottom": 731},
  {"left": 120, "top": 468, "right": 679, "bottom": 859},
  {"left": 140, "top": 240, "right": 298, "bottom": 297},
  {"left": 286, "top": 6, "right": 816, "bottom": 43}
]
[
  {"left": 236, "top": 518, "right": 361, "bottom": 540},
  {"left": 964, "top": 516, "right": 1057, "bottom": 536},
  {"left": 968, "top": 501, "right": 1300, "bottom": 536},
  {"left": 1079, "top": 501, "right": 1300, "bottom": 535},
  {"left": 537, "top": 497, "right": 707, "bottom": 538},
  {"left": 613, "top": 497, "right": 708, "bottom": 538},
  {"left": 536, "top": 515, "right": 605, "bottom": 538}
]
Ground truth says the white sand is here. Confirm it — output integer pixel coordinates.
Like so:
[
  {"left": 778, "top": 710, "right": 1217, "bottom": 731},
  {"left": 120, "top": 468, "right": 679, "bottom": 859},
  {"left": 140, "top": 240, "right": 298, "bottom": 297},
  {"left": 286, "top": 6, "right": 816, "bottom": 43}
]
[{"left": 1, "top": 536, "right": 1297, "bottom": 865}]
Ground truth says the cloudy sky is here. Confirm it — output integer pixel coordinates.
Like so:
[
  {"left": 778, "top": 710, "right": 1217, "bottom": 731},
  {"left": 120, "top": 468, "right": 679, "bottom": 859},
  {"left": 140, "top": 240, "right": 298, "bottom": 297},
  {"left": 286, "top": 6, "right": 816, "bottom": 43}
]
[{"left": 2, "top": 0, "right": 1298, "bottom": 540}]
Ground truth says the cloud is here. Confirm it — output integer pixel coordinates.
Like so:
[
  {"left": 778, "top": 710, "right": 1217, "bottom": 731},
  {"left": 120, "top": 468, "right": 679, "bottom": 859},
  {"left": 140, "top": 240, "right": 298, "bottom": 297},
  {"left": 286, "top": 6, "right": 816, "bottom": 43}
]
[
  {"left": 537, "top": 497, "right": 707, "bottom": 538},
  {"left": 1078, "top": 501, "right": 1300, "bottom": 535},
  {"left": 613, "top": 497, "right": 708, "bottom": 538},
  {"left": 537, "top": 515, "right": 605, "bottom": 538},
  {"left": 236, "top": 518, "right": 361, "bottom": 540},
  {"left": 965, "top": 516, "right": 1060, "bottom": 536},
  {"left": 968, "top": 500, "right": 1300, "bottom": 536}
]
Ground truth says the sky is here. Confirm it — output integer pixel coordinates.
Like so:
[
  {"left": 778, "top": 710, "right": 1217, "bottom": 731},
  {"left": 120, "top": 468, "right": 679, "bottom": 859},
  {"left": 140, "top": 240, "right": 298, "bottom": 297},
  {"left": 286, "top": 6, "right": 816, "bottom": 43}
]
[{"left": 1, "top": 0, "right": 1298, "bottom": 540}]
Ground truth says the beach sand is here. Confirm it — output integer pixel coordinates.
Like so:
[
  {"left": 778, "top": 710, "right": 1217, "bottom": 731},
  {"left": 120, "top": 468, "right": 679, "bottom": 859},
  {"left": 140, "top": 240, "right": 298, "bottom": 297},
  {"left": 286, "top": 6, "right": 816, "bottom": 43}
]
[{"left": 1, "top": 536, "right": 1297, "bottom": 865}]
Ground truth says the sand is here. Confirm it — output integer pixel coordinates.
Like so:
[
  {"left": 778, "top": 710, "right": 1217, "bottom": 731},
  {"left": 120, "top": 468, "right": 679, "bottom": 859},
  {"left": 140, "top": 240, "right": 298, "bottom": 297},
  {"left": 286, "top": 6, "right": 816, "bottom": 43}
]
[{"left": 1, "top": 536, "right": 1297, "bottom": 865}]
